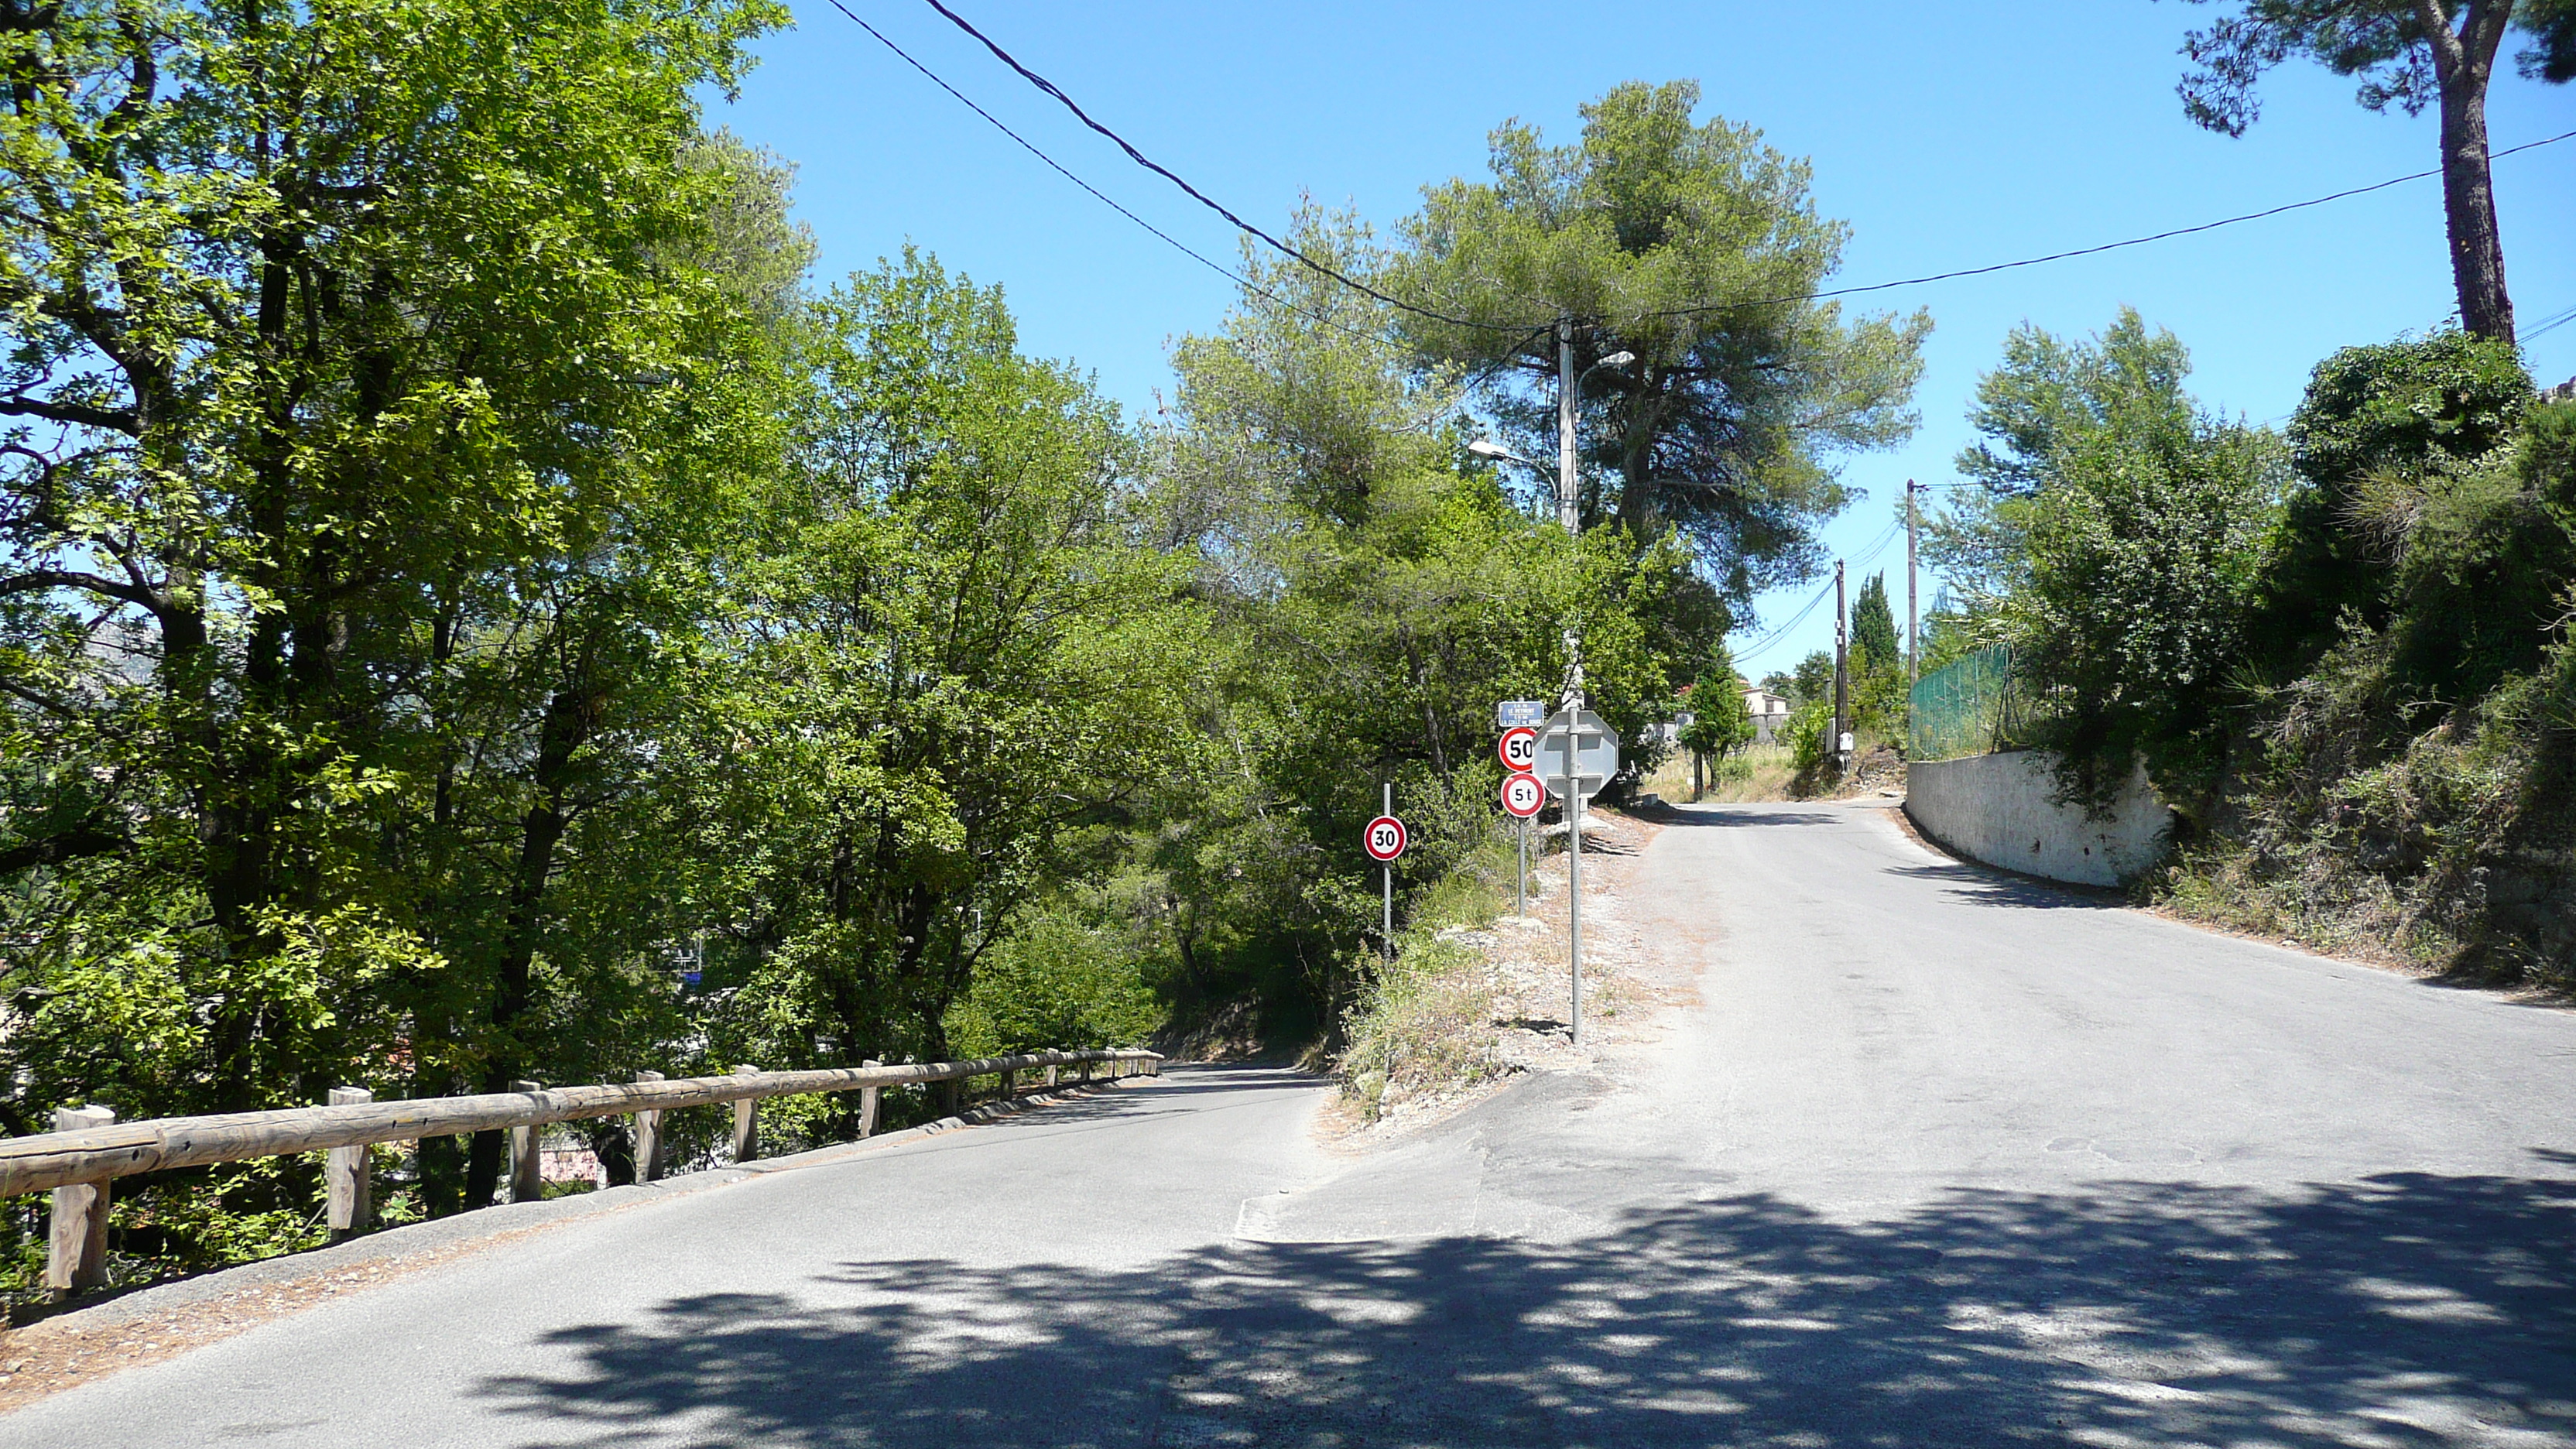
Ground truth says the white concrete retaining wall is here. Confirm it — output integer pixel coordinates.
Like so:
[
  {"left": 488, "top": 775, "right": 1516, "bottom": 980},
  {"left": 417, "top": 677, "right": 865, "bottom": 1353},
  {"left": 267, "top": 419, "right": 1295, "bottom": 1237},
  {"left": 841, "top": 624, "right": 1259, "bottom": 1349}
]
[{"left": 1904, "top": 751, "right": 2174, "bottom": 887}]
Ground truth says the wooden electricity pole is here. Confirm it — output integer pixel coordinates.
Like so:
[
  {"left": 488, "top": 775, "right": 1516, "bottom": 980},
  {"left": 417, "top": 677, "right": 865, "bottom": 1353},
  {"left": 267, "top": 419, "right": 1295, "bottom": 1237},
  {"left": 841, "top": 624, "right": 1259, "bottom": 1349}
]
[
  {"left": 1906, "top": 480, "right": 1924, "bottom": 683},
  {"left": 1833, "top": 559, "right": 1848, "bottom": 769}
]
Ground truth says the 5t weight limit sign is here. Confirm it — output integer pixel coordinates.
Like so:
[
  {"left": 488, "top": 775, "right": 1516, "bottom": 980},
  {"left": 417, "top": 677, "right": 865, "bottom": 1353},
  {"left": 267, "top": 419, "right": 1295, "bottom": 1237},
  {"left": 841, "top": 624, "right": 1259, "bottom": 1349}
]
[{"left": 1499, "top": 773, "right": 1545, "bottom": 818}]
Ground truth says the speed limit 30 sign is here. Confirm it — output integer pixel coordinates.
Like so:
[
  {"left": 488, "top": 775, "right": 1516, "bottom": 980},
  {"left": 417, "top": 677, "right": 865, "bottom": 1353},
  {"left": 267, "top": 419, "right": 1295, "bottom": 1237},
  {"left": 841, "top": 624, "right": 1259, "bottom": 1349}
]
[
  {"left": 1497, "top": 726, "right": 1539, "bottom": 774},
  {"left": 1364, "top": 814, "right": 1407, "bottom": 862},
  {"left": 1499, "top": 772, "right": 1546, "bottom": 818}
]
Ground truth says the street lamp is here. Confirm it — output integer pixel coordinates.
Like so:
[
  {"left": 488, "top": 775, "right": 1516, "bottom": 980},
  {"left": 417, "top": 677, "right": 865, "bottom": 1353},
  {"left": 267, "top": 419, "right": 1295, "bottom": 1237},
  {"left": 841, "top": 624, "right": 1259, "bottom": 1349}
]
[
  {"left": 1468, "top": 351, "right": 1630, "bottom": 516},
  {"left": 1474, "top": 339, "right": 1639, "bottom": 701}
]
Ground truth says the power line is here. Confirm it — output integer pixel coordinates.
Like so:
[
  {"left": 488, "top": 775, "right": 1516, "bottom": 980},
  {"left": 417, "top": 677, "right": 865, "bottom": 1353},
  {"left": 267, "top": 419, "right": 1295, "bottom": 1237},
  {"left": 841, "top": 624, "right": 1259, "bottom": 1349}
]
[
  {"left": 1733, "top": 518, "right": 1900, "bottom": 664},
  {"left": 1849, "top": 518, "right": 1905, "bottom": 572},
  {"left": 2522, "top": 300, "right": 2576, "bottom": 344},
  {"left": 847, "top": 5, "right": 2574, "bottom": 388},
  {"left": 1735, "top": 575, "right": 1838, "bottom": 663},
  {"left": 1641, "top": 128, "right": 2576, "bottom": 324},
  {"left": 909, "top": 0, "right": 1523, "bottom": 333},
  {"left": 824, "top": 0, "right": 1399, "bottom": 348}
]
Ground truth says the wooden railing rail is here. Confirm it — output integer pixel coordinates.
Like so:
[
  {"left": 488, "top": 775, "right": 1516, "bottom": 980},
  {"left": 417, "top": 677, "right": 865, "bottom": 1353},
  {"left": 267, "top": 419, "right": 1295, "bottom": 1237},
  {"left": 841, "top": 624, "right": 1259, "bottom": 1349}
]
[{"left": 20, "top": 1046, "right": 1161, "bottom": 1294}]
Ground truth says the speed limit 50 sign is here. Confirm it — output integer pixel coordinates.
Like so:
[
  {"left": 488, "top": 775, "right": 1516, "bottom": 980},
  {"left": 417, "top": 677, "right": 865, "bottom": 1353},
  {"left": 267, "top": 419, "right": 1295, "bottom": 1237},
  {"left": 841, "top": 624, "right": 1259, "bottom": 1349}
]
[
  {"left": 1497, "top": 726, "right": 1539, "bottom": 774},
  {"left": 1364, "top": 814, "right": 1407, "bottom": 862}
]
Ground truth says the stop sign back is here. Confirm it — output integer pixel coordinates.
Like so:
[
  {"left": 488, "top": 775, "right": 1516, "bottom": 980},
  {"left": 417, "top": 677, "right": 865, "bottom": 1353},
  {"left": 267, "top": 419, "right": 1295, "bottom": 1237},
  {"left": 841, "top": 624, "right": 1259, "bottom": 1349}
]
[
  {"left": 1499, "top": 772, "right": 1546, "bottom": 818},
  {"left": 1497, "top": 726, "right": 1539, "bottom": 773},
  {"left": 1364, "top": 814, "right": 1406, "bottom": 862}
]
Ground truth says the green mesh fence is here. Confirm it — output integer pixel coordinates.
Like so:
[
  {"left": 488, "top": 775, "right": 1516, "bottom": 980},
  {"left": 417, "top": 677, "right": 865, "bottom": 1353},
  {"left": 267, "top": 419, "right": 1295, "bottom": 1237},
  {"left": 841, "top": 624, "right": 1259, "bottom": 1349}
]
[{"left": 1908, "top": 644, "right": 2023, "bottom": 762}]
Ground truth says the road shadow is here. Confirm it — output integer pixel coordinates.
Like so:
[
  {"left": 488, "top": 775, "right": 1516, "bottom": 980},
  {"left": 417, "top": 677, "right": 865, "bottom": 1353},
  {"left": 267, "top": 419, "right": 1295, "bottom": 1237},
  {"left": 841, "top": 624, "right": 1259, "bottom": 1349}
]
[
  {"left": 1658, "top": 807, "right": 1841, "bottom": 827},
  {"left": 1883, "top": 860, "right": 2129, "bottom": 913},
  {"left": 972, "top": 1068, "right": 1323, "bottom": 1132},
  {"left": 475, "top": 1171, "right": 2576, "bottom": 1447}
]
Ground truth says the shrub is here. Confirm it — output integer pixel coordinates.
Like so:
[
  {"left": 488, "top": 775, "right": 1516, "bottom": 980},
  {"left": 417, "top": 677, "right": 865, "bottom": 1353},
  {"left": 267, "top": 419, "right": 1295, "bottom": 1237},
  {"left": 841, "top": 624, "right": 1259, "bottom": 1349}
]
[
  {"left": 2006, "top": 406, "right": 2285, "bottom": 817},
  {"left": 2255, "top": 331, "right": 2534, "bottom": 674}
]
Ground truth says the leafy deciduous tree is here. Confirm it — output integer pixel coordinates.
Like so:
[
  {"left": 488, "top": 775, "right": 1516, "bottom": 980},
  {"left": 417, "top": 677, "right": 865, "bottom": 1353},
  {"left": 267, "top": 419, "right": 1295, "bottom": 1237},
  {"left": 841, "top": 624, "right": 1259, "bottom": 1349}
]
[{"left": 0, "top": 0, "right": 786, "bottom": 1226}]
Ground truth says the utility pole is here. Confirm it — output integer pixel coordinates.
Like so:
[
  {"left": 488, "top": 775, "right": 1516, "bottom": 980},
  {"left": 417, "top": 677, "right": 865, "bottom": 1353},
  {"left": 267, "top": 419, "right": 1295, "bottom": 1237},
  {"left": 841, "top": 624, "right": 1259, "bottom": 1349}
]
[
  {"left": 1557, "top": 318, "right": 1579, "bottom": 533},
  {"left": 1557, "top": 316, "right": 1585, "bottom": 1053},
  {"left": 1905, "top": 480, "right": 1924, "bottom": 683},
  {"left": 1833, "top": 559, "right": 1848, "bottom": 771}
]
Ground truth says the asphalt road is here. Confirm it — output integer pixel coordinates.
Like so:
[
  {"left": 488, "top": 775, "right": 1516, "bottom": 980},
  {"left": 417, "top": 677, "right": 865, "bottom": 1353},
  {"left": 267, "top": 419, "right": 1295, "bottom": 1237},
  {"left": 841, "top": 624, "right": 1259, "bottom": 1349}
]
[{"left": 12, "top": 801, "right": 2575, "bottom": 1447}]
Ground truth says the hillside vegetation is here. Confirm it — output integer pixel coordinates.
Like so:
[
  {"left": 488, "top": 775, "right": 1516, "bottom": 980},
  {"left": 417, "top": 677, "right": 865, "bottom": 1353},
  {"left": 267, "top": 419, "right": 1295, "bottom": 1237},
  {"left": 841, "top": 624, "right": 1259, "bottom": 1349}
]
[{"left": 1923, "top": 319, "right": 2575, "bottom": 983}]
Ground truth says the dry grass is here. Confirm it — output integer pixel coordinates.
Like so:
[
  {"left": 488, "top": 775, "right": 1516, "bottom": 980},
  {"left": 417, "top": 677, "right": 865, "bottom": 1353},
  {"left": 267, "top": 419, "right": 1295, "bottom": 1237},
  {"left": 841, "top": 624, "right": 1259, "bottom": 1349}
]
[{"left": 1639, "top": 743, "right": 1797, "bottom": 803}]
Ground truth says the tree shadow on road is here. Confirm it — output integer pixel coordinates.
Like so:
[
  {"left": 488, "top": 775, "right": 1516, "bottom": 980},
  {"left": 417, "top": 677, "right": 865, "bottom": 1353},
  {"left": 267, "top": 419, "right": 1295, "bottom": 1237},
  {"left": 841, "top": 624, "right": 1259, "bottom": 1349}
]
[
  {"left": 476, "top": 1170, "right": 2576, "bottom": 1447},
  {"left": 1882, "top": 861, "right": 2129, "bottom": 913},
  {"left": 1659, "top": 807, "right": 1842, "bottom": 827}
]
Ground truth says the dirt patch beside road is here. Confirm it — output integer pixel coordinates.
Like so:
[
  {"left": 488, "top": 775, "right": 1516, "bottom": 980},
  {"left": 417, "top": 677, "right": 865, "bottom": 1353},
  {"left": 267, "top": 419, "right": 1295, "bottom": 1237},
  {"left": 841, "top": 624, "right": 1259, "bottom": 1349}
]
[{"left": 1325, "top": 806, "right": 1704, "bottom": 1146}]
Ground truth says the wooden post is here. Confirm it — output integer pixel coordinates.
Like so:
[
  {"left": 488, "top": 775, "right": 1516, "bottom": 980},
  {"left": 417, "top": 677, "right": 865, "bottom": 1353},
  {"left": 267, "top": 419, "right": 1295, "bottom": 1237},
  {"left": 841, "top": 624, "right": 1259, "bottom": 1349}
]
[
  {"left": 326, "top": 1088, "right": 372, "bottom": 1235},
  {"left": 1000, "top": 1067, "right": 1015, "bottom": 1100},
  {"left": 858, "top": 1060, "right": 881, "bottom": 1139},
  {"left": 1045, "top": 1064, "right": 1059, "bottom": 1089},
  {"left": 939, "top": 1077, "right": 961, "bottom": 1118},
  {"left": 509, "top": 1081, "right": 544, "bottom": 1203},
  {"left": 46, "top": 1105, "right": 112, "bottom": 1296},
  {"left": 731, "top": 1065, "right": 761, "bottom": 1163},
  {"left": 632, "top": 1070, "right": 665, "bottom": 1183}
]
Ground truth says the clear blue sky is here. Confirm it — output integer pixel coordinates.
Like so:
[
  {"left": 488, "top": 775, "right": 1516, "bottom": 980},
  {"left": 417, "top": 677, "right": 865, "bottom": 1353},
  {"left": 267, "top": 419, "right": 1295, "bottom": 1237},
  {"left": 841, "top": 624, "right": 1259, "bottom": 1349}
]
[{"left": 710, "top": 1, "right": 2575, "bottom": 677}]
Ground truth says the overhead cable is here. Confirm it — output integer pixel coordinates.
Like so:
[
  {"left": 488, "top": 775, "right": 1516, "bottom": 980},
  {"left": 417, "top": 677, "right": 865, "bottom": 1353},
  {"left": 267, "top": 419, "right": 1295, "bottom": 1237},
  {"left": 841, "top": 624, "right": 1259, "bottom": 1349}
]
[
  {"left": 847, "top": 5, "right": 2574, "bottom": 372},
  {"left": 824, "top": 0, "right": 1389, "bottom": 347},
  {"left": 909, "top": 0, "right": 1523, "bottom": 332},
  {"left": 1848, "top": 519, "right": 1906, "bottom": 572},
  {"left": 2521, "top": 300, "right": 2576, "bottom": 344},
  {"left": 1732, "top": 517, "right": 1901, "bottom": 664},
  {"left": 1734, "top": 576, "right": 1838, "bottom": 663},
  {"left": 1641, "top": 128, "right": 2576, "bottom": 324}
]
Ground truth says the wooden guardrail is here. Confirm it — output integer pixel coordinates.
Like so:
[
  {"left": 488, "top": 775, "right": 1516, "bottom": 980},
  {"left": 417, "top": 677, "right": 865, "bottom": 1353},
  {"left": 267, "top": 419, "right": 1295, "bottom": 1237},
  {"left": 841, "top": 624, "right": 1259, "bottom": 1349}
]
[{"left": 15, "top": 1046, "right": 1161, "bottom": 1296}]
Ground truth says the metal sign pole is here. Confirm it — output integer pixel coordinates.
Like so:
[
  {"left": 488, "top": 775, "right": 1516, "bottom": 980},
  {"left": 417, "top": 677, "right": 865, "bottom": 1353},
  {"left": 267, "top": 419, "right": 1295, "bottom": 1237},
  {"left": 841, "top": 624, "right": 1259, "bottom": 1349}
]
[
  {"left": 1516, "top": 816, "right": 1527, "bottom": 916},
  {"left": 1566, "top": 743, "right": 1583, "bottom": 1050},
  {"left": 1382, "top": 782, "right": 1394, "bottom": 957}
]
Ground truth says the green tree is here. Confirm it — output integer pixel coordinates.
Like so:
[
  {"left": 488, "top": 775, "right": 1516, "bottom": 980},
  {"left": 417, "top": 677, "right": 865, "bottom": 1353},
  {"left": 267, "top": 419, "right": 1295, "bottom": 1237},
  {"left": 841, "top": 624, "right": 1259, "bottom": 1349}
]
[
  {"left": 1927, "top": 310, "right": 2198, "bottom": 605},
  {"left": 0, "top": 0, "right": 785, "bottom": 1228},
  {"left": 2251, "top": 330, "right": 2534, "bottom": 674},
  {"left": 1853, "top": 574, "right": 1901, "bottom": 673},
  {"left": 1387, "top": 80, "right": 1928, "bottom": 606},
  {"left": 2001, "top": 380, "right": 2289, "bottom": 818},
  {"left": 1149, "top": 211, "right": 1717, "bottom": 1035},
  {"left": 696, "top": 252, "right": 1209, "bottom": 1091},
  {"left": 1677, "top": 642, "right": 1756, "bottom": 793},
  {"left": 1790, "top": 649, "right": 1836, "bottom": 707},
  {"left": 1851, "top": 572, "right": 1908, "bottom": 738},
  {"left": 2162, "top": 0, "right": 2576, "bottom": 339}
]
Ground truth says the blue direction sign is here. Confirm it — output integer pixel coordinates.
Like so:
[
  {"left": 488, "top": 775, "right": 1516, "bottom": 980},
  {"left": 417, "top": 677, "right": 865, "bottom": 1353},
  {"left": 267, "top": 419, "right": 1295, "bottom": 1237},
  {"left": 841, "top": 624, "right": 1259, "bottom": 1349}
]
[{"left": 1496, "top": 699, "right": 1547, "bottom": 729}]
